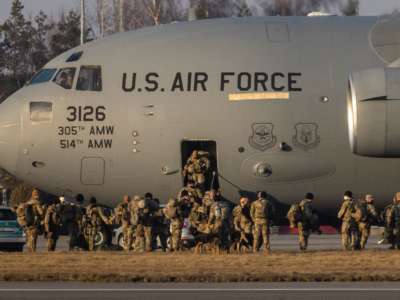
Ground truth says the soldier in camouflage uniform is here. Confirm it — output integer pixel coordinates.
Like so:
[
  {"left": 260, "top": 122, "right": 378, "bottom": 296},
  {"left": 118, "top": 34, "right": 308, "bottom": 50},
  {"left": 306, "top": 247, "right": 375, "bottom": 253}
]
[
  {"left": 250, "top": 191, "right": 275, "bottom": 253},
  {"left": 114, "top": 195, "right": 133, "bottom": 251},
  {"left": 392, "top": 193, "right": 400, "bottom": 250},
  {"left": 68, "top": 194, "right": 85, "bottom": 250},
  {"left": 134, "top": 193, "right": 156, "bottom": 252},
  {"left": 178, "top": 180, "right": 203, "bottom": 201},
  {"left": 380, "top": 196, "right": 397, "bottom": 248},
  {"left": 164, "top": 198, "right": 183, "bottom": 251},
  {"left": 152, "top": 198, "right": 169, "bottom": 251},
  {"left": 16, "top": 189, "right": 44, "bottom": 252},
  {"left": 337, "top": 191, "right": 358, "bottom": 250},
  {"left": 232, "top": 197, "right": 253, "bottom": 252},
  {"left": 183, "top": 151, "right": 210, "bottom": 192},
  {"left": 84, "top": 197, "right": 109, "bottom": 251},
  {"left": 297, "top": 193, "right": 316, "bottom": 251},
  {"left": 354, "top": 194, "right": 379, "bottom": 250},
  {"left": 44, "top": 197, "right": 62, "bottom": 251}
]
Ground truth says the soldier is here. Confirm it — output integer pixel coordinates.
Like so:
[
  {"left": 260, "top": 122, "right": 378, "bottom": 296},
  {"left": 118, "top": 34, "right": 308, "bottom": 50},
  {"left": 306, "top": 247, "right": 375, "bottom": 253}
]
[
  {"left": 380, "top": 196, "right": 397, "bottom": 248},
  {"left": 183, "top": 151, "right": 210, "bottom": 192},
  {"left": 297, "top": 193, "right": 317, "bottom": 251},
  {"left": 337, "top": 190, "right": 358, "bottom": 250},
  {"left": 134, "top": 194, "right": 156, "bottom": 252},
  {"left": 179, "top": 180, "right": 203, "bottom": 201},
  {"left": 114, "top": 195, "right": 133, "bottom": 251},
  {"left": 232, "top": 197, "right": 253, "bottom": 252},
  {"left": 84, "top": 197, "right": 109, "bottom": 251},
  {"left": 207, "top": 191, "right": 223, "bottom": 250},
  {"left": 16, "top": 189, "right": 44, "bottom": 252},
  {"left": 353, "top": 194, "right": 379, "bottom": 250},
  {"left": 152, "top": 198, "right": 169, "bottom": 251},
  {"left": 178, "top": 190, "right": 194, "bottom": 219},
  {"left": 164, "top": 198, "right": 184, "bottom": 251},
  {"left": 68, "top": 194, "right": 85, "bottom": 250},
  {"left": 250, "top": 191, "right": 275, "bottom": 253},
  {"left": 392, "top": 193, "right": 400, "bottom": 249},
  {"left": 44, "top": 197, "right": 62, "bottom": 251}
]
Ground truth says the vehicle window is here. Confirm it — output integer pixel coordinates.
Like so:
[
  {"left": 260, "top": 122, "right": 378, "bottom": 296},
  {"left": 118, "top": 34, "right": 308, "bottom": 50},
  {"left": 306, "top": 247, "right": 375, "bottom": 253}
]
[
  {"left": 53, "top": 68, "right": 76, "bottom": 89},
  {"left": 0, "top": 209, "right": 16, "bottom": 221},
  {"left": 29, "top": 69, "right": 57, "bottom": 85},
  {"left": 77, "top": 66, "right": 102, "bottom": 92}
]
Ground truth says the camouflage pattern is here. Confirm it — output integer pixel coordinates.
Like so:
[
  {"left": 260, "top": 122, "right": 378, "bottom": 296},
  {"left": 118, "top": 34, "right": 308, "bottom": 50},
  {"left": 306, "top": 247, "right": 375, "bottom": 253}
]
[
  {"left": 355, "top": 196, "right": 379, "bottom": 249},
  {"left": 114, "top": 196, "right": 133, "bottom": 251},
  {"left": 84, "top": 203, "right": 109, "bottom": 251},
  {"left": 164, "top": 198, "right": 183, "bottom": 251},
  {"left": 16, "top": 190, "right": 44, "bottom": 252},
  {"left": 338, "top": 197, "right": 358, "bottom": 250},
  {"left": 44, "top": 202, "right": 62, "bottom": 251},
  {"left": 250, "top": 197, "right": 274, "bottom": 252},
  {"left": 297, "top": 198, "right": 314, "bottom": 251},
  {"left": 232, "top": 198, "right": 253, "bottom": 252}
]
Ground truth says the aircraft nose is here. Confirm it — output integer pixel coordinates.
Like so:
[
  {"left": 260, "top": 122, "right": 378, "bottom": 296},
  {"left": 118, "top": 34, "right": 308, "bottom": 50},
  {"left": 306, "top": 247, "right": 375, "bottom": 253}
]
[{"left": 0, "top": 97, "right": 21, "bottom": 175}]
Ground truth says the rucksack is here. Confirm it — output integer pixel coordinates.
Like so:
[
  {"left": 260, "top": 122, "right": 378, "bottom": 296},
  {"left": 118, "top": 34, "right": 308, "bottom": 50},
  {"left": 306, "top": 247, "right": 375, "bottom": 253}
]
[
  {"left": 353, "top": 201, "right": 368, "bottom": 223},
  {"left": 287, "top": 203, "right": 302, "bottom": 227},
  {"left": 25, "top": 204, "right": 35, "bottom": 227}
]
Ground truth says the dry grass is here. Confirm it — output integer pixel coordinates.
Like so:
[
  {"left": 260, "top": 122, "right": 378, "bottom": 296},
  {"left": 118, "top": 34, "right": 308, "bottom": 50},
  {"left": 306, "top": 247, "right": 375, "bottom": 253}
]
[{"left": 0, "top": 250, "right": 399, "bottom": 282}]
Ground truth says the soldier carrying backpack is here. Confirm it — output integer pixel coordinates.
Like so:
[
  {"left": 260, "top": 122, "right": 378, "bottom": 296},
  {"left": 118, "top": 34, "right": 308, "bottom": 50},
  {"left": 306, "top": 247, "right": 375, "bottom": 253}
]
[
  {"left": 287, "top": 193, "right": 319, "bottom": 251},
  {"left": 250, "top": 191, "right": 275, "bottom": 253},
  {"left": 16, "top": 189, "right": 44, "bottom": 252},
  {"left": 44, "top": 197, "right": 63, "bottom": 251},
  {"left": 353, "top": 194, "right": 379, "bottom": 250}
]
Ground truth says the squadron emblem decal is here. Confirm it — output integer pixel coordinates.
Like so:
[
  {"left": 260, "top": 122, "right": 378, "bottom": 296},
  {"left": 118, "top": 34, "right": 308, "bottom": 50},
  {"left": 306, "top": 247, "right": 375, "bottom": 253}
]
[
  {"left": 249, "top": 123, "right": 276, "bottom": 151},
  {"left": 292, "top": 123, "right": 320, "bottom": 151}
]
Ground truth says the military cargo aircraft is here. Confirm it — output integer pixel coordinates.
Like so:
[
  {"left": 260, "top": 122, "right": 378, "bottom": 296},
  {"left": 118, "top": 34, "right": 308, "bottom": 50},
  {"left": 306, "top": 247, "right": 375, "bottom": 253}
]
[{"left": 0, "top": 16, "right": 399, "bottom": 214}]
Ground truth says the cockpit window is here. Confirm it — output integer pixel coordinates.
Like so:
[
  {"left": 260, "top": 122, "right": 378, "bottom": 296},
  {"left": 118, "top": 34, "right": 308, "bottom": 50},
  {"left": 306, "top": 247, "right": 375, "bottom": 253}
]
[
  {"left": 77, "top": 66, "right": 102, "bottom": 92},
  {"left": 53, "top": 68, "right": 76, "bottom": 89},
  {"left": 29, "top": 69, "right": 57, "bottom": 85}
]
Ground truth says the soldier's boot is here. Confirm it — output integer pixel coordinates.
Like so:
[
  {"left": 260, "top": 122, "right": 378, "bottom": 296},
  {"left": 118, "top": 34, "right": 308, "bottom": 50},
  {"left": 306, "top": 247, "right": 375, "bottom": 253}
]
[{"left": 47, "top": 238, "right": 56, "bottom": 251}]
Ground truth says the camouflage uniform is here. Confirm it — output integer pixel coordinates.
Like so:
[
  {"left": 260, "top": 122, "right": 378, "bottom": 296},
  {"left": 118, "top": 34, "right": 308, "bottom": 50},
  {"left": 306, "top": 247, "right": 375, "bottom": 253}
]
[
  {"left": 44, "top": 201, "right": 62, "bottom": 251},
  {"left": 114, "top": 196, "right": 134, "bottom": 251},
  {"left": 183, "top": 151, "right": 210, "bottom": 191},
  {"left": 250, "top": 194, "right": 275, "bottom": 252},
  {"left": 68, "top": 203, "right": 85, "bottom": 250},
  {"left": 134, "top": 197, "right": 155, "bottom": 252},
  {"left": 382, "top": 202, "right": 396, "bottom": 247},
  {"left": 16, "top": 190, "right": 44, "bottom": 252},
  {"left": 189, "top": 201, "right": 209, "bottom": 235},
  {"left": 298, "top": 198, "right": 314, "bottom": 251},
  {"left": 393, "top": 199, "right": 400, "bottom": 250},
  {"left": 164, "top": 198, "right": 183, "bottom": 251},
  {"left": 338, "top": 196, "right": 358, "bottom": 250},
  {"left": 354, "top": 195, "right": 379, "bottom": 250},
  {"left": 84, "top": 202, "right": 109, "bottom": 251},
  {"left": 232, "top": 198, "right": 253, "bottom": 251}
]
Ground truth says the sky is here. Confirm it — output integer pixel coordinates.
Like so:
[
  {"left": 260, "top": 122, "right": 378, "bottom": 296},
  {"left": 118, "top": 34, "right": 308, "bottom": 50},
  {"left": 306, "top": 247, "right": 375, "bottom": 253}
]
[{"left": 0, "top": 0, "right": 400, "bottom": 23}]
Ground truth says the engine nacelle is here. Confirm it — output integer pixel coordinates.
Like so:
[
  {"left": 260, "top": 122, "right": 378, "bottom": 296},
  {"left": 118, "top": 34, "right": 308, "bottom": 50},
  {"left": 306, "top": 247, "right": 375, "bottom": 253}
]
[{"left": 347, "top": 68, "right": 400, "bottom": 157}]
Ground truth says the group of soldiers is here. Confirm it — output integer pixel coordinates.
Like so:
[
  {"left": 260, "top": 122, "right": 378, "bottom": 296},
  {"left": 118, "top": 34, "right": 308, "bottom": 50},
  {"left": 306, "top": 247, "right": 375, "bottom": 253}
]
[{"left": 11, "top": 150, "right": 400, "bottom": 253}]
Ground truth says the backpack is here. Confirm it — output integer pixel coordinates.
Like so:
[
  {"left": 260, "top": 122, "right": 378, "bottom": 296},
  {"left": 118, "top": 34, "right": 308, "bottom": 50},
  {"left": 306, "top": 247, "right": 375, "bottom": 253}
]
[
  {"left": 353, "top": 201, "right": 368, "bottom": 223},
  {"left": 25, "top": 204, "right": 35, "bottom": 227},
  {"left": 287, "top": 203, "right": 302, "bottom": 228}
]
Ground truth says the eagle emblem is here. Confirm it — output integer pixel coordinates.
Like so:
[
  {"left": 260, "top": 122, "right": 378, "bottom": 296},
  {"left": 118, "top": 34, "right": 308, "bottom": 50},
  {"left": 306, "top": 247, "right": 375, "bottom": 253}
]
[
  {"left": 249, "top": 123, "right": 276, "bottom": 151},
  {"left": 292, "top": 123, "right": 320, "bottom": 151}
]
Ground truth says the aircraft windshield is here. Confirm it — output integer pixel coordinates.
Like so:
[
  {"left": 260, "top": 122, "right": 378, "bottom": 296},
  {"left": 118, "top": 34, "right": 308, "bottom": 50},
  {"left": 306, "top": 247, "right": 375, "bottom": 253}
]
[
  {"left": 29, "top": 69, "right": 57, "bottom": 85},
  {"left": 77, "top": 66, "right": 102, "bottom": 92},
  {"left": 53, "top": 68, "right": 76, "bottom": 89}
]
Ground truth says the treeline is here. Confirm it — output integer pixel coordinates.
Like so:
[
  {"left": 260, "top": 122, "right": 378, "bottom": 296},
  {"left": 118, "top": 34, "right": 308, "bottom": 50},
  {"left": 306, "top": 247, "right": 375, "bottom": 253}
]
[{"left": 0, "top": 0, "right": 358, "bottom": 101}]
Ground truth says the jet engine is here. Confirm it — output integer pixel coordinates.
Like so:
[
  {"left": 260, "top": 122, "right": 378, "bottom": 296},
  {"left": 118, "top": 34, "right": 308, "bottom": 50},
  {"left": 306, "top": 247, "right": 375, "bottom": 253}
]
[{"left": 347, "top": 68, "right": 400, "bottom": 157}]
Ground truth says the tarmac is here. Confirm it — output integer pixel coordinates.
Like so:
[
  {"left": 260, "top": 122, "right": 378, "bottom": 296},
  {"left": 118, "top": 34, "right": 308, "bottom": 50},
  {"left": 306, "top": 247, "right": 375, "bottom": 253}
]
[
  {"left": 1, "top": 282, "right": 400, "bottom": 300},
  {"left": 31, "top": 231, "right": 387, "bottom": 252},
  {"left": 2, "top": 233, "right": 395, "bottom": 300}
]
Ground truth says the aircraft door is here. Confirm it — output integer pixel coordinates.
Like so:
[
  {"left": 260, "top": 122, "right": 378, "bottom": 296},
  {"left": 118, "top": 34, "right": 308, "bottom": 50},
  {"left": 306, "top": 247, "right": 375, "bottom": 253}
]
[{"left": 181, "top": 140, "right": 219, "bottom": 190}]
